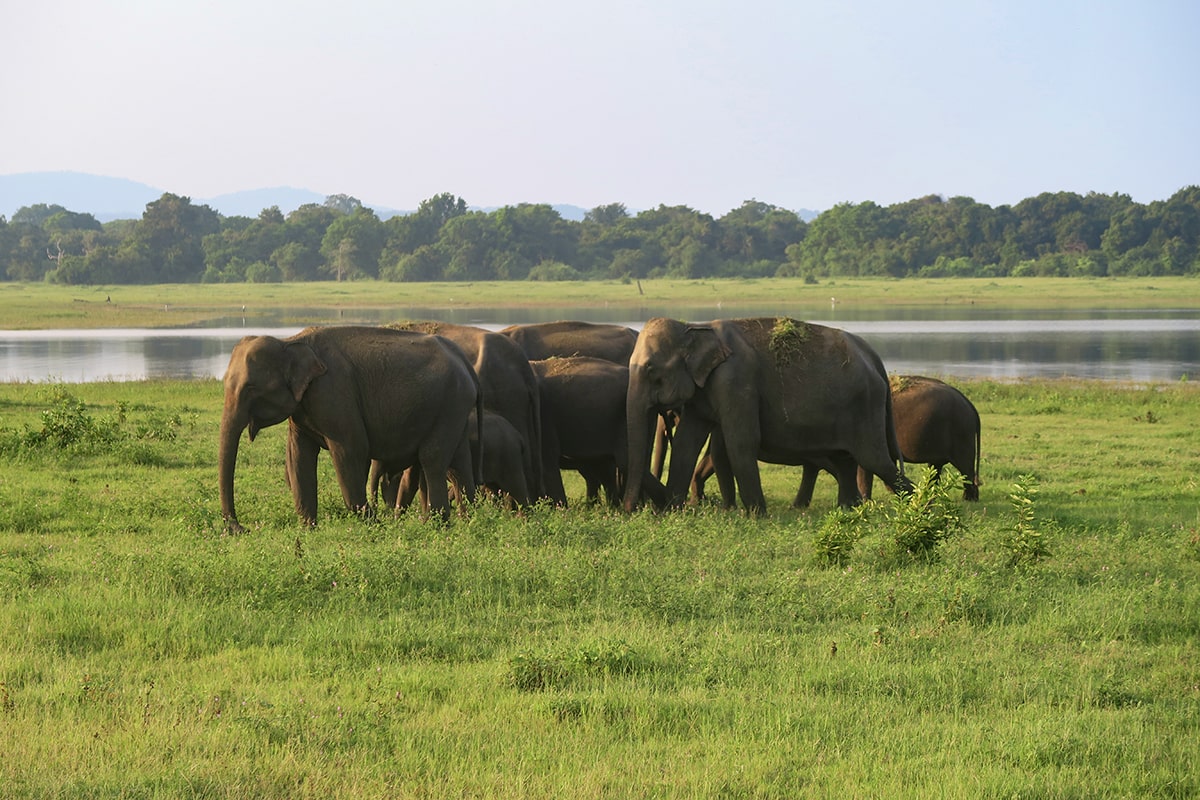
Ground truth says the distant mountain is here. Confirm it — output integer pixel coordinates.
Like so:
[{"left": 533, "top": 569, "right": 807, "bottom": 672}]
[
  {"left": 200, "top": 186, "right": 329, "bottom": 218},
  {"left": 0, "top": 172, "right": 164, "bottom": 221},
  {"left": 0, "top": 172, "right": 402, "bottom": 222},
  {"left": 0, "top": 172, "right": 817, "bottom": 223}
]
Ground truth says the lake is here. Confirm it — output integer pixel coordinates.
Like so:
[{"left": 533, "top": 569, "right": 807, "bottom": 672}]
[{"left": 2, "top": 307, "right": 1198, "bottom": 383}]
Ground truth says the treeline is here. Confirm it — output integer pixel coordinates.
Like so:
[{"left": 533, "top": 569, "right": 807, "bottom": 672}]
[{"left": 2, "top": 187, "right": 1199, "bottom": 285}]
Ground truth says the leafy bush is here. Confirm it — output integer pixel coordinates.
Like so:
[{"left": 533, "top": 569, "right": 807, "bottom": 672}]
[
  {"left": 526, "top": 261, "right": 582, "bottom": 281},
  {"left": 881, "top": 466, "right": 962, "bottom": 562},
  {"left": 813, "top": 506, "right": 867, "bottom": 566},
  {"left": 0, "top": 387, "right": 187, "bottom": 460},
  {"left": 1004, "top": 474, "right": 1051, "bottom": 568}
]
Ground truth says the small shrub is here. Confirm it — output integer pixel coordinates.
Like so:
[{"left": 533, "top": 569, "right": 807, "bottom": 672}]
[
  {"left": 814, "top": 506, "right": 868, "bottom": 566},
  {"left": 1005, "top": 474, "right": 1051, "bottom": 568},
  {"left": 27, "top": 388, "right": 120, "bottom": 450},
  {"left": 883, "top": 467, "right": 962, "bottom": 562}
]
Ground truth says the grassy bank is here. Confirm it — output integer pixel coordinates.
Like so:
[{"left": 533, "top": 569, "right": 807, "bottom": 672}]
[
  {"left": 2, "top": 275, "right": 1199, "bottom": 329},
  {"left": 1, "top": 377, "right": 1198, "bottom": 797}
]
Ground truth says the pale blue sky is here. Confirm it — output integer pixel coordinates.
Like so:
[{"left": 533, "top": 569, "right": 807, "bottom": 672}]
[{"left": 3, "top": 0, "right": 1197, "bottom": 215}]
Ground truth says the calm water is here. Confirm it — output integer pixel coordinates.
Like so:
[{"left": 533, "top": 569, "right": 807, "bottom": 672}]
[{"left": 2, "top": 307, "right": 1198, "bottom": 383}]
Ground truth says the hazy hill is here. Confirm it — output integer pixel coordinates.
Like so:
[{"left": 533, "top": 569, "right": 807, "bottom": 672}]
[
  {"left": 0, "top": 171, "right": 814, "bottom": 223},
  {"left": 0, "top": 172, "right": 164, "bottom": 221}
]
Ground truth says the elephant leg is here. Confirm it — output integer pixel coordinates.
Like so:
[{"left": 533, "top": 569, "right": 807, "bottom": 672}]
[
  {"left": 416, "top": 462, "right": 455, "bottom": 522},
  {"left": 600, "top": 460, "right": 622, "bottom": 507},
  {"left": 367, "top": 460, "right": 383, "bottom": 504},
  {"left": 395, "top": 467, "right": 421, "bottom": 513},
  {"left": 710, "top": 426, "right": 765, "bottom": 515},
  {"left": 328, "top": 440, "right": 371, "bottom": 517},
  {"left": 651, "top": 412, "right": 674, "bottom": 480},
  {"left": 955, "top": 456, "right": 980, "bottom": 501},
  {"left": 582, "top": 466, "right": 604, "bottom": 504},
  {"left": 664, "top": 415, "right": 712, "bottom": 508},
  {"left": 286, "top": 422, "right": 321, "bottom": 526},
  {"left": 380, "top": 470, "right": 400, "bottom": 510},
  {"left": 506, "top": 470, "right": 532, "bottom": 509},
  {"left": 701, "top": 436, "right": 737, "bottom": 510},
  {"left": 637, "top": 469, "right": 668, "bottom": 510},
  {"left": 448, "top": 432, "right": 477, "bottom": 508},
  {"left": 856, "top": 465, "right": 875, "bottom": 501},
  {"left": 689, "top": 446, "right": 715, "bottom": 503},
  {"left": 794, "top": 464, "right": 821, "bottom": 508},
  {"left": 829, "top": 452, "right": 862, "bottom": 508}
]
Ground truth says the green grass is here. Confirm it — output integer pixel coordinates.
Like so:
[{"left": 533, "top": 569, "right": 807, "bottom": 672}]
[
  {"left": 1, "top": 377, "right": 1198, "bottom": 798},
  {"left": 2, "top": 275, "right": 1199, "bottom": 328}
]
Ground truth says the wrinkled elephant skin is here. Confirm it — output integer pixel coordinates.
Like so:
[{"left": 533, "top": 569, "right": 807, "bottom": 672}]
[
  {"left": 219, "top": 326, "right": 481, "bottom": 531},
  {"left": 623, "top": 317, "right": 908, "bottom": 515}
]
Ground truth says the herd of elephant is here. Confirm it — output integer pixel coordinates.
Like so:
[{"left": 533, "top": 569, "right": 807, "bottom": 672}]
[{"left": 218, "top": 318, "right": 982, "bottom": 532}]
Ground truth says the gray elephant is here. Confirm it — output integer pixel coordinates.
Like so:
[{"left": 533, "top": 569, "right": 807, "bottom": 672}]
[
  {"left": 845, "top": 375, "right": 981, "bottom": 502},
  {"left": 531, "top": 356, "right": 665, "bottom": 508},
  {"left": 219, "top": 326, "right": 483, "bottom": 531},
  {"left": 500, "top": 320, "right": 638, "bottom": 364},
  {"left": 373, "top": 408, "right": 533, "bottom": 511},
  {"left": 623, "top": 317, "right": 910, "bottom": 514},
  {"left": 388, "top": 321, "right": 543, "bottom": 497}
]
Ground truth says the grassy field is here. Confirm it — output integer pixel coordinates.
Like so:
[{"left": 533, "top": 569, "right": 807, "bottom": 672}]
[
  {"left": 1, "top": 375, "right": 1198, "bottom": 798},
  {"left": 2, "top": 275, "right": 1199, "bottom": 329}
]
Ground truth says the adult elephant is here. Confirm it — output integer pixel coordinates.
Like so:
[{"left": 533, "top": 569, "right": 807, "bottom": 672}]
[
  {"left": 531, "top": 356, "right": 665, "bottom": 508},
  {"left": 219, "top": 326, "right": 482, "bottom": 531},
  {"left": 623, "top": 317, "right": 910, "bottom": 515},
  {"left": 388, "top": 321, "right": 543, "bottom": 497},
  {"left": 500, "top": 320, "right": 638, "bottom": 364}
]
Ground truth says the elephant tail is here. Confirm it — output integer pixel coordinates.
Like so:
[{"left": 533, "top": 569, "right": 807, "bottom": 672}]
[
  {"left": 525, "top": 378, "right": 544, "bottom": 498},
  {"left": 884, "top": 380, "right": 906, "bottom": 479},
  {"left": 474, "top": 381, "right": 486, "bottom": 488},
  {"left": 973, "top": 406, "right": 982, "bottom": 489}
]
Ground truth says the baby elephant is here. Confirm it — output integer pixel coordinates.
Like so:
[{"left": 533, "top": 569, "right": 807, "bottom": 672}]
[
  {"left": 371, "top": 409, "right": 535, "bottom": 513},
  {"left": 855, "top": 375, "right": 981, "bottom": 501}
]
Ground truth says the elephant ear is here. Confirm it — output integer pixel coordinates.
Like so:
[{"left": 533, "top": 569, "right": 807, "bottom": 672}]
[
  {"left": 683, "top": 325, "right": 730, "bottom": 388},
  {"left": 285, "top": 342, "right": 327, "bottom": 402}
]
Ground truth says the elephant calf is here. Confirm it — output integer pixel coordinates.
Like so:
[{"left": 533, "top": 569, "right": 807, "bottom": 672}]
[
  {"left": 531, "top": 356, "right": 665, "bottom": 508},
  {"left": 371, "top": 409, "right": 534, "bottom": 512},
  {"left": 852, "top": 375, "right": 981, "bottom": 502}
]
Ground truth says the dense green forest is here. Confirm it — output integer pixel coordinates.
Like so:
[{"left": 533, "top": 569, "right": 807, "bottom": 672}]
[{"left": 2, "top": 187, "right": 1199, "bottom": 285}]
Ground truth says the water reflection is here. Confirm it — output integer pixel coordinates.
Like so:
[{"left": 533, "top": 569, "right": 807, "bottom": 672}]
[{"left": 2, "top": 311, "right": 1198, "bottom": 383}]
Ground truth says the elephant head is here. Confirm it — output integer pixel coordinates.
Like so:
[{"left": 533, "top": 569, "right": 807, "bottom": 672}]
[
  {"left": 623, "top": 318, "right": 730, "bottom": 511},
  {"left": 218, "top": 334, "right": 326, "bottom": 532}
]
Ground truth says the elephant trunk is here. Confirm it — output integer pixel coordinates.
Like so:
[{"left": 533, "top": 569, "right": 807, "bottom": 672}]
[
  {"left": 218, "top": 404, "right": 248, "bottom": 533},
  {"left": 622, "top": 372, "right": 656, "bottom": 512}
]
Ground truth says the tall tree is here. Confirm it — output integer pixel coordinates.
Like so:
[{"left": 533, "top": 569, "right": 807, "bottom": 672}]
[
  {"left": 320, "top": 206, "right": 385, "bottom": 280},
  {"left": 122, "top": 193, "right": 221, "bottom": 282}
]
